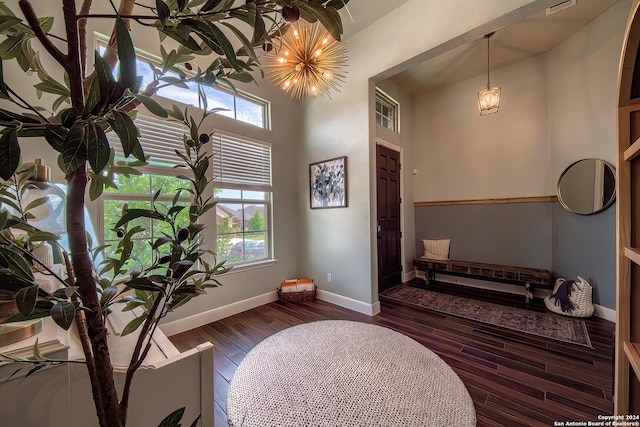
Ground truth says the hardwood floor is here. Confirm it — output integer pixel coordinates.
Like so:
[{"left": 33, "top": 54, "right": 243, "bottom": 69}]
[{"left": 169, "top": 280, "right": 614, "bottom": 427}]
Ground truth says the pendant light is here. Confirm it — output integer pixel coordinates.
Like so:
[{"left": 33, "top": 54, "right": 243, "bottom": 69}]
[{"left": 477, "top": 32, "right": 501, "bottom": 115}]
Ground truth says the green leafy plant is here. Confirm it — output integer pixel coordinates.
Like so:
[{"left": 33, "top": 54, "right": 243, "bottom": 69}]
[{"left": 0, "top": 1, "right": 348, "bottom": 426}]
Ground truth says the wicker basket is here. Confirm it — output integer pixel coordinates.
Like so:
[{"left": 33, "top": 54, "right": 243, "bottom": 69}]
[{"left": 277, "top": 284, "right": 317, "bottom": 303}]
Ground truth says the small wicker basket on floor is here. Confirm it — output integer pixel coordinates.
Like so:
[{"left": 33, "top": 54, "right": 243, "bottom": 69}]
[{"left": 277, "top": 285, "right": 316, "bottom": 303}]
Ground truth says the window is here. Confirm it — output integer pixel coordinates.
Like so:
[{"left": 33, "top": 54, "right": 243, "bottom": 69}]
[
  {"left": 96, "top": 36, "right": 270, "bottom": 129},
  {"left": 375, "top": 88, "right": 399, "bottom": 132},
  {"left": 213, "top": 134, "right": 272, "bottom": 266},
  {"left": 98, "top": 116, "right": 191, "bottom": 270},
  {"left": 101, "top": 174, "right": 191, "bottom": 270}
]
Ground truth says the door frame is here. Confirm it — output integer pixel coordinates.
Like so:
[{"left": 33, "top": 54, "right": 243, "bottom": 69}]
[{"left": 375, "top": 138, "right": 406, "bottom": 288}]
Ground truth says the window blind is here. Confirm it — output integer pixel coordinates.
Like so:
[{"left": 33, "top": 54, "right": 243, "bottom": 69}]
[
  {"left": 108, "top": 115, "right": 187, "bottom": 167},
  {"left": 213, "top": 133, "right": 272, "bottom": 189}
]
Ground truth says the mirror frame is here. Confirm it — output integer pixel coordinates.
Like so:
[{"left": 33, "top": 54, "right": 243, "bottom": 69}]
[{"left": 557, "top": 158, "right": 616, "bottom": 215}]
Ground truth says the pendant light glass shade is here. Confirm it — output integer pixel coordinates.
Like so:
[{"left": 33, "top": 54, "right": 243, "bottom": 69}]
[
  {"left": 478, "top": 33, "right": 501, "bottom": 115},
  {"left": 477, "top": 86, "right": 501, "bottom": 115}
]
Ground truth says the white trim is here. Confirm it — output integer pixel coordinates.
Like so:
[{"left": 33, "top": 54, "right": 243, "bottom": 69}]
[
  {"left": 593, "top": 304, "right": 616, "bottom": 323},
  {"left": 403, "top": 269, "right": 416, "bottom": 283},
  {"left": 160, "top": 291, "right": 278, "bottom": 336},
  {"left": 316, "top": 289, "right": 380, "bottom": 316}
]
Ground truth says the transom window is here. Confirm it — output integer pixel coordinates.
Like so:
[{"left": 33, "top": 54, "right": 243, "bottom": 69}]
[
  {"left": 96, "top": 35, "right": 270, "bottom": 129},
  {"left": 375, "top": 88, "right": 399, "bottom": 132}
]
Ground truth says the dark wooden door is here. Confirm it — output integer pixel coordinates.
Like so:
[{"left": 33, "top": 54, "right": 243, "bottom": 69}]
[{"left": 376, "top": 144, "right": 402, "bottom": 293}]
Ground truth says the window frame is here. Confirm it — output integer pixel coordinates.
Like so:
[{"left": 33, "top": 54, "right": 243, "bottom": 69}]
[
  {"left": 212, "top": 132, "right": 274, "bottom": 268},
  {"left": 375, "top": 88, "right": 400, "bottom": 133}
]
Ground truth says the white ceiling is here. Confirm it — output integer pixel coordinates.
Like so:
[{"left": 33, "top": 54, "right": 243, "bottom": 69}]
[
  {"left": 339, "top": 0, "right": 621, "bottom": 94},
  {"left": 339, "top": 0, "right": 411, "bottom": 40}
]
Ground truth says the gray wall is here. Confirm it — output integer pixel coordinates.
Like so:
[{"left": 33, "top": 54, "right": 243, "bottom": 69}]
[
  {"left": 552, "top": 202, "right": 616, "bottom": 308},
  {"left": 415, "top": 200, "right": 616, "bottom": 308},
  {"left": 415, "top": 202, "right": 552, "bottom": 269}
]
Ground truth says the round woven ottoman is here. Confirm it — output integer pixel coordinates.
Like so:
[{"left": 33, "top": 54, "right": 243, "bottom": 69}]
[{"left": 227, "top": 320, "right": 476, "bottom": 426}]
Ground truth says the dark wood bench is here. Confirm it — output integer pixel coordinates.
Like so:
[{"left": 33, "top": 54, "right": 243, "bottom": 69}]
[{"left": 413, "top": 258, "right": 553, "bottom": 302}]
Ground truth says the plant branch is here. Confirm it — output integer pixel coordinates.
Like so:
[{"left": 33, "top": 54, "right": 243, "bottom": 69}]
[
  {"left": 62, "top": 0, "right": 84, "bottom": 111},
  {"left": 18, "top": 1, "right": 68, "bottom": 70},
  {"left": 78, "top": 0, "right": 94, "bottom": 78},
  {"left": 5, "top": 86, "right": 50, "bottom": 123},
  {"left": 118, "top": 293, "right": 163, "bottom": 425},
  {"left": 64, "top": 251, "right": 108, "bottom": 426}
]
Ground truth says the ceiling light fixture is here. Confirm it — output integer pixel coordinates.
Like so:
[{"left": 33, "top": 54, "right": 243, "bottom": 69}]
[
  {"left": 266, "top": 21, "right": 348, "bottom": 100},
  {"left": 477, "top": 32, "right": 501, "bottom": 116}
]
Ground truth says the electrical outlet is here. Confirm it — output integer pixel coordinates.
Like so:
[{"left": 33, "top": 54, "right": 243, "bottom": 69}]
[{"left": 327, "top": 273, "right": 332, "bottom": 283}]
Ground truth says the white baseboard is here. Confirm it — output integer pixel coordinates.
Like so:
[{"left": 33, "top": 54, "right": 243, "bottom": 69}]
[
  {"left": 316, "top": 289, "right": 380, "bottom": 316},
  {"left": 160, "top": 291, "right": 278, "bottom": 337},
  {"left": 593, "top": 304, "right": 616, "bottom": 323},
  {"left": 403, "top": 269, "right": 416, "bottom": 283}
]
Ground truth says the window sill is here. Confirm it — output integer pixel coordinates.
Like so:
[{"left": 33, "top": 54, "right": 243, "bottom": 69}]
[{"left": 225, "top": 258, "right": 278, "bottom": 274}]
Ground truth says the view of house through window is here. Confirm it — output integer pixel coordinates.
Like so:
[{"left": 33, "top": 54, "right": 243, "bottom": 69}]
[{"left": 215, "top": 190, "right": 269, "bottom": 264}]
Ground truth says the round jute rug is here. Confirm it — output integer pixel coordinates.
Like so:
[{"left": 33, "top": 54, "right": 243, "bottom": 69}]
[{"left": 226, "top": 320, "right": 476, "bottom": 426}]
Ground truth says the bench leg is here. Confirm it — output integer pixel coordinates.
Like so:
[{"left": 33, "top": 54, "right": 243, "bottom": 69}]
[
  {"left": 524, "top": 282, "right": 533, "bottom": 303},
  {"left": 427, "top": 269, "right": 436, "bottom": 285}
]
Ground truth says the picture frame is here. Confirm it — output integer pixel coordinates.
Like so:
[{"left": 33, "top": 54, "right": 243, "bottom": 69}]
[{"left": 309, "top": 156, "right": 347, "bottom": 209}]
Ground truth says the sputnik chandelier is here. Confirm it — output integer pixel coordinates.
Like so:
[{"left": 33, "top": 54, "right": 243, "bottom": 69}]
[{"left": 266, "top": 21, "right": 348, "bottom": 100}]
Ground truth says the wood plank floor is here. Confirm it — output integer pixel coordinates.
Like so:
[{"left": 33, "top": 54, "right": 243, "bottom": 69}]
[{"left": 169, "top": 280, "right": 614, "bottom": 427}]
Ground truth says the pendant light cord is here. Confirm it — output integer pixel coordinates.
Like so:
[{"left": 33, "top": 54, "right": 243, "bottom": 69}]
[{"left": 486, "top": 33, "right": 493, "bottom": 88}]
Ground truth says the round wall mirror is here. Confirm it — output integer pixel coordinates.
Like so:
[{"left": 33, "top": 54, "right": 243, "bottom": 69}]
[{"left": 557, "top": 159, "right": 616, "bottom": 215}]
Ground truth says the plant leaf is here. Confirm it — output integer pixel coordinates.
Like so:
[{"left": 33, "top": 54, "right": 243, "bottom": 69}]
[
  {"left": 15, "top": 284, "right": 38, "bottom": 317},
  {"left": 82, "top": 75, "right": 101, "bottom": 117},
  {"left": 201, "top": 0, "right": 222, "bottom": 12},
  {"left": 158, "top": 407, "right": 185, "bottom": 427},
  {"left": 115, "top": 17, "right": 137, "bottom": 91},
  {"left": 110, "top": 110, "right": 144, "bottom": 161},
  {"left": 135, "top": 95, "right": 168, "bottom": 118},
  {"left": 86, "top": 121, "right": 111, "bottom": 174},
  {"left": 100, "top": 285, "right": 118, "bottom": 307},
  {"left": 121, "top": 313, "right": 147, "bottom": 336},
  {"left": 50, "top": 300, "right": 77, "bottom": 330},
  {"left": 156, "top": 0, "right": 171, "bottom": 27},
  {"left": 45, "top": 125, "right": 67, "bottom": 153},
  {"left": 0, "top": 16, "right": 22, "bottom": 33},
  {"left": 115, "top": 208, "right": 165, "bottom": 228},
  {"left": 0, "top": 246, "right": 34, "bottom": 281},
  {"left": 158, "top": 25, "right": 202, "bottom": 52},
  {"left": 0, "top": 128, "right": 19, "bottom": 179},
  {"left": 62, "top": 122, "right": 86, "bottom": 174}
]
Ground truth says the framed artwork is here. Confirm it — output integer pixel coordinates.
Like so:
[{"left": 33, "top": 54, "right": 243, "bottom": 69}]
[{"left": 309, "top": 156, "right": 347, "bottom": 209}]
